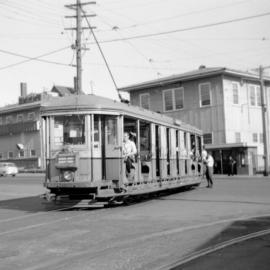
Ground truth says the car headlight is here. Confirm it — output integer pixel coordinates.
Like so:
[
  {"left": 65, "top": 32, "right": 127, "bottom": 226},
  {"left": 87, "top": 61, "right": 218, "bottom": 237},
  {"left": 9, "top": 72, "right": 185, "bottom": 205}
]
[{"left": 62, "top": 170, "right": 74, "bottom": 182}]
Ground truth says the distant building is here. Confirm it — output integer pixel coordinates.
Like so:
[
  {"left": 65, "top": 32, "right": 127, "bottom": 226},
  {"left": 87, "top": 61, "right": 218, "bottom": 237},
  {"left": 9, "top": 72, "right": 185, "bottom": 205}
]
[
  {"left": 0, "top": 83, "right": 75, "bottom": 170},
  {"left": 119, "top": 66, "right": 270, "bottom": 175}
]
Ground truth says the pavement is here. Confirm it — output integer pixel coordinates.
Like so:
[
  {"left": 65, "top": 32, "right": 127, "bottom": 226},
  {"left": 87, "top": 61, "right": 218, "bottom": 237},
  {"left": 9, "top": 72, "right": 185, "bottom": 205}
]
[{"left": 0, "top": 174, "right": 270, "bottom": 269}]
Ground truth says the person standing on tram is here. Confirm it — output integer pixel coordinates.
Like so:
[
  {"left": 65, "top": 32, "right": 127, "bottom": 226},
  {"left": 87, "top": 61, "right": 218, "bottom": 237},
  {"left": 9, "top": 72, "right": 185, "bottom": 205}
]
[
  {"left": 123, "top": 132, "right": 137, "bottom": 176},
  {"left": 201, "top": 146, "right": 207, "bottom": 179}
]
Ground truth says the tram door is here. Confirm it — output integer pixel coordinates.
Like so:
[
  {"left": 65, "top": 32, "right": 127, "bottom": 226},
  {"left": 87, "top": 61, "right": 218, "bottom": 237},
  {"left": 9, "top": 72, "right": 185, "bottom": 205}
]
[
  {"left": 92, "top": 115, "right": 102, "bottom": 182},
  {"left": 101, "top": 115, "right": 121, "bottom": 180}
]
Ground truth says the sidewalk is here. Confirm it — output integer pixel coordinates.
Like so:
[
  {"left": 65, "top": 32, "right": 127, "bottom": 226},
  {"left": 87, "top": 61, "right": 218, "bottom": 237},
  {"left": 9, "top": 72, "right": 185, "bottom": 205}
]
[{"left": 214, "top": 174, "right": 268, "bottom": 179}]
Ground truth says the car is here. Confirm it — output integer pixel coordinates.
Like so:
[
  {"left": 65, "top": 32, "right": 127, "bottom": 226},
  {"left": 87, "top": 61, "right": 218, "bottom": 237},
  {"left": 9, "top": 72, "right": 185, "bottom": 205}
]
[{"left": 0, "top": 162, "right": 18, "bottom": 177}]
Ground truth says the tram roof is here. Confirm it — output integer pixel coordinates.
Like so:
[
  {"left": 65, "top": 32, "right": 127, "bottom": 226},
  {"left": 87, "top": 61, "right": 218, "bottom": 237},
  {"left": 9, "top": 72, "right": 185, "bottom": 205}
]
[{"left": 41, "top": 94, "right": 202, "bottom": 134}]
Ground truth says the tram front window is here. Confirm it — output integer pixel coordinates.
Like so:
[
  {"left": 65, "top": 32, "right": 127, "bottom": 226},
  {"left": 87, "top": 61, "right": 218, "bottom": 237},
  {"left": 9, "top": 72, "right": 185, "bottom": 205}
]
[{"left": 54, "top": 115, "right": 85, "bottom": 145}]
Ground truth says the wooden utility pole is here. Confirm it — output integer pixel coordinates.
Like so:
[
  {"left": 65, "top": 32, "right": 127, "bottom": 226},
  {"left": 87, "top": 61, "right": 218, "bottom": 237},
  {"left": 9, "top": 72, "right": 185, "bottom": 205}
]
[
  {"left": 76, "top": 0, "right": 82, "bottom": 94},
  {"left": 259, "top": 65, "right": 269, "bottom": 176},
  {"left": 65, "top": 1, "right": 96, "bottom": 94}
]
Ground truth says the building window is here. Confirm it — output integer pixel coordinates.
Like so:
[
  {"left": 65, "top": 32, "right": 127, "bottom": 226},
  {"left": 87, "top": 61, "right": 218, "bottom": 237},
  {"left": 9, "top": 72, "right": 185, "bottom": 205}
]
[
  {"left": 252, "top": 133, "right": 258, "bottom": 143},
  {"left": 163, "top": 89, "right": 173, "bottom": 111},
  {"left": 30, "top": 149, "right": 36, "bottom": 157},
  {"left": 174, "top": 88, "right": 184, "bottom": 109},
  {"left": 203, "top": 133, "right": 212, "bottom": 144},
  {"left": 199, "top": 83, "right": 211, "bottom": 107},
  {"left": 6, "top": 116, "right": 13, "bottom": 124},
  {"left": 0, "top": 153, "right": 2, "bottom": 159},
  {"left": 163, "top": 87, "right": 184, "bottom": 112},
  {"left": 256, "top": 86, "right": 261, "bottom": 106},
  {"left": 235, "top": 132, "right": 241, "bottom": 142},
  {"left": 8, "top": 152, "right": 14, "bottom": 159},
  {"left": 18, "top": 150, "right": 25, "bottom": 157},
  {"left": 249, "top": 85, "right": 256, "bottom": 106},
  {"left": 28, "top": 112, "right": 35, "bottom": 121},
  {"left": 260, "top": 133, "right": 263, "bottom": 143},
  {"left": 17, "top": 114, "right": 23, "bottom": 122},
  {"left": 140, "top": 93, "right": 150, "bottom": 110},
  {"left": 249, "top": 85, "right": 261, "bottom": 106},
  {"left": 232, "top": 82, "right": 239, "bottom": 104}
]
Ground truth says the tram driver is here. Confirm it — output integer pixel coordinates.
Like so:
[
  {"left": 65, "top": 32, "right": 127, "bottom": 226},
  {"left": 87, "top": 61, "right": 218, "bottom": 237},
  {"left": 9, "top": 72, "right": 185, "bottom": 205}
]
[{"left": 123, "top": 132, "right": 137, "bottom": 177}]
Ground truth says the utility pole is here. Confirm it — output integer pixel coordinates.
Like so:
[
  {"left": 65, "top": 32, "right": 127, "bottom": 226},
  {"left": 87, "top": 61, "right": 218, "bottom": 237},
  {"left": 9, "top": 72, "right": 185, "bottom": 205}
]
[
  {"left": 259, "top": 65, "right": 270, "bottom": 176},
  {"left": 65, "top": 1, "right": 96, "bottom": 94}
]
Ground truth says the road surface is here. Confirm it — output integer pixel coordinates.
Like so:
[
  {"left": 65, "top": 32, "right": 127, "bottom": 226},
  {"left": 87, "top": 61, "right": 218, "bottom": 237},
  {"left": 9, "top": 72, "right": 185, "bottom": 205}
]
[{"left": 0, "top": 174, "right": 269, "bottom": 270}]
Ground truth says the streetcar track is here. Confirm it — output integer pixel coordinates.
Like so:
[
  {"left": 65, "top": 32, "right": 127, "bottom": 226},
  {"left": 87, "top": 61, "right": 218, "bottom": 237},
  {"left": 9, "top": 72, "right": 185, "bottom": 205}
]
[
  {"left": 12, "top": 213, "right": 270, "bottom": 270},
  {"left": 0, "top": 205, "right": 269, "bottom": 270},
  {"left": 158, "top": 197, "right": 270, "bottom": 206},
  {"left": 158, "top": 228, "right": 270, "bottom": 270}
]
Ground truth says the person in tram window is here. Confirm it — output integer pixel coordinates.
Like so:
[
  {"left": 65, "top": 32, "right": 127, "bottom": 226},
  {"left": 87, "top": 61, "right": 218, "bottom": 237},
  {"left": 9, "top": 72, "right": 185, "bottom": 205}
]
[
  {"left": 228, "top": 156, "right": 236, "bottom": 176},
  {"left": 205, "top": 152, "right": 214, "bottom": 188},
  {"left": 123, "top": 132, "right": 137, "bottom": 176}
]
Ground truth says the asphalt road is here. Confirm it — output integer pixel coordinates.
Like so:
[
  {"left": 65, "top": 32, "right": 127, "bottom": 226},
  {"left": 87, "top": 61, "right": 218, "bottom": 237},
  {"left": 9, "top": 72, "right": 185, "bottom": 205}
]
[{"left": 0, "top": 175, "right": 270, "bottom": 270}]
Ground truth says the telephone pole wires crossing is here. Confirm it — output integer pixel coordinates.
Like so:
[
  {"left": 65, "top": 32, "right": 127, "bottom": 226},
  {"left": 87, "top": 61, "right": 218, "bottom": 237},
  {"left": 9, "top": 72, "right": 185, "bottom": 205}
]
[{"left": 65, "top": 0, "right": 96, "bottom": 94}]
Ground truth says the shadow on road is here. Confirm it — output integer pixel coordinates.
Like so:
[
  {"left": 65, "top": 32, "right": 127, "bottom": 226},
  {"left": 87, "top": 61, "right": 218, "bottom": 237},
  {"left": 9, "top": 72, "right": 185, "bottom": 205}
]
[
  {"left": 170, "top": 216, "right": 270, "bottom": 270},
  {"left": 0, "top": 196, "right": 64, "bottom": 212}
]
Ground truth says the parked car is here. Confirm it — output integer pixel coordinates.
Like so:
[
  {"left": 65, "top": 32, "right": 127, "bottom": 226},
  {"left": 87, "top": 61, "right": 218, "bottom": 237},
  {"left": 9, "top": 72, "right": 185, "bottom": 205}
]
[{"left": 0, "top": 162, "right": 18, "bottom": 177}]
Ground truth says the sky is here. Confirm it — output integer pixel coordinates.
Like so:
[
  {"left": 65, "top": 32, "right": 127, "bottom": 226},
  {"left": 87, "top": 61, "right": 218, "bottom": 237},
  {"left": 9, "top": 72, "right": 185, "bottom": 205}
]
[{"left": 0, "top": 0, "right": 270, "bottom": 106}]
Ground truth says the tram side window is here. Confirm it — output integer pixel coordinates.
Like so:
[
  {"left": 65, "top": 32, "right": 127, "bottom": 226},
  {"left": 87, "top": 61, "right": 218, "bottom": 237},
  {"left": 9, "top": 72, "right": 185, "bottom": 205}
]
[
  {"left": 94, "top": 115, "right": 100, "bottom": 142},
  {"left": 190, "top": 134, "right": 196, "bottom": 159},
  {"left": 106, "top": 117, "right": 118, "bottom": 145},
  {"left": 140, "top": 122, "right": 151, "bottom": 161},
  {"left": 54, "top": 115, "right": 85, "bottom": 145}
]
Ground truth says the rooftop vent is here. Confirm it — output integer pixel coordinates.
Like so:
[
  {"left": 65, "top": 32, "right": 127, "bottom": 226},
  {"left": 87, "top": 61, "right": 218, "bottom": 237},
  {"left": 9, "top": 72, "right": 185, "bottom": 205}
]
[{"left": 199, "top": 65, "right": 206, "bottom": 70}]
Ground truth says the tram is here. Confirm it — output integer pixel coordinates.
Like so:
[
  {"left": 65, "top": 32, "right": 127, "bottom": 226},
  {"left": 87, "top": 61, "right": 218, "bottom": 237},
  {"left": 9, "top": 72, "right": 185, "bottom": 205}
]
[{"left": 41, "top": 94, "right": 203, "bottom": 206}]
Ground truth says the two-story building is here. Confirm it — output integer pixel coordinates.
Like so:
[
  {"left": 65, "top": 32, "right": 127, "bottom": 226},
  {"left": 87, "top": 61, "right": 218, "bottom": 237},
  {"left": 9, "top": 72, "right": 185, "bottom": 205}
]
[
  {"left": 0, "top": 83, "right": 75, "bottom": 171},
  {"left": 119, "top": 66, "right": 270, "bottom": 175}
]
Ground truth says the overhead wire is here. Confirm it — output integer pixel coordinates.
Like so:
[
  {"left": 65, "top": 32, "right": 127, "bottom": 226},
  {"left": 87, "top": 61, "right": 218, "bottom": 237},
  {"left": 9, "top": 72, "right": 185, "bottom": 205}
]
[
  {"left": 0, "top": 46, "right": 73, "bottom": 71},
  {"left": 86, "top": 11, "right": 270, "bottom": 44},
  {"left": 80, "top": 7, "right": 121, "bottom": 99},
  {"left": 0, "top": 2, "right": 60, "bottom": 28},
  {"left": 103, "top": 0, "right": 255, "bottom": 31}
]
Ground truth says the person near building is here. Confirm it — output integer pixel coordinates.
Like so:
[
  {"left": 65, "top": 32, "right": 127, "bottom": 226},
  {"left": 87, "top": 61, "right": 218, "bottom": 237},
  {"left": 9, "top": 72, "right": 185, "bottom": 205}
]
[
  {"left": 205, "top": 152, "right": 214, "bottom": 188},
  {"left": 228, "top": 156, "right": 236, "bottom": 176}
]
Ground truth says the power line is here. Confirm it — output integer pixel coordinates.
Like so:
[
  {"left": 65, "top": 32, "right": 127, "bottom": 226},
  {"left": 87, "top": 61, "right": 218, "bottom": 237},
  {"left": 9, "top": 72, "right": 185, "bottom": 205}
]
[
  {"left": 0, "top": 46, "right": 72, "bottom": 71},
  {"left": 100, "top": 0, "right": 253, "bottom": 32},
  {"left": 81, "top": 7, "right": 121, "bottom": 98},
  {"left": 89, "top": 11, "right": 270, "bottom": 44}
]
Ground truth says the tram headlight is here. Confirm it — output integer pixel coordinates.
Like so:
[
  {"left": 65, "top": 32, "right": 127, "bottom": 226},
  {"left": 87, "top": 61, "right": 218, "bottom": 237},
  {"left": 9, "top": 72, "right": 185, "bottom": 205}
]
[{"left": 62, "top": 170, "right": 74, "bottom": 182}]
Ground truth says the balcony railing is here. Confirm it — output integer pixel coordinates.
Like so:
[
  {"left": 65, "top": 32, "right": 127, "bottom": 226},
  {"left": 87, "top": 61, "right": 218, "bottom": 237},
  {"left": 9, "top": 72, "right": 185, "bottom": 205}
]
[{"left": 0, "top": 121, "right": 40, "bottom": 136}]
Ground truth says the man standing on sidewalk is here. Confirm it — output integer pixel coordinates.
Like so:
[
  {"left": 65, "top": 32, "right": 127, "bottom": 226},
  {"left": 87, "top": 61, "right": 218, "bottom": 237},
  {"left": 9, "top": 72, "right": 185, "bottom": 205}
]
[{"left": 205, "top": 152, "right": 214, "bottom": 188}]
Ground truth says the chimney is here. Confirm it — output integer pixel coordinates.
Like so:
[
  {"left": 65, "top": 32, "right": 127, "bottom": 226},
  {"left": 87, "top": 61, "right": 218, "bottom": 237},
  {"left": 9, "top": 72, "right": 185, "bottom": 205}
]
[{"left": 20, "top": 82, "right": 27, "bottom": 97}]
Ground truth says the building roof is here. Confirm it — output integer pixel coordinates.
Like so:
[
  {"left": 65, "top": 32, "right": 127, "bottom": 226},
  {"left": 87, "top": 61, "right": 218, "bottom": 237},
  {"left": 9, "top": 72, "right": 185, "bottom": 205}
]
[
  {"left": 51, "top": 85, "right": 77, "bottom": 96},
  {"left": 0, "top": 101, "right": 41, "bottom": 114},
  {"left": 41, "top": 94, "right": 202, "bottom": 134},
  {"left": 119, "top": 66, "right": 270, "bottom": 92}
]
